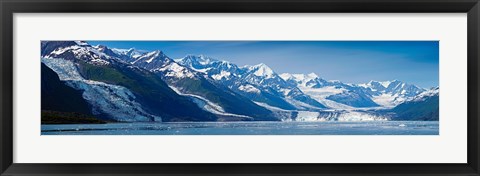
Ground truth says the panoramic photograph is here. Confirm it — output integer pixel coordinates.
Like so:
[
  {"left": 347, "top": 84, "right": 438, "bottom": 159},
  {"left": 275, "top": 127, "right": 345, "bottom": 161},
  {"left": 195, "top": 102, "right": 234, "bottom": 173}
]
[{"left": 41, "top": 41, "right": 439, "bottom": 135}]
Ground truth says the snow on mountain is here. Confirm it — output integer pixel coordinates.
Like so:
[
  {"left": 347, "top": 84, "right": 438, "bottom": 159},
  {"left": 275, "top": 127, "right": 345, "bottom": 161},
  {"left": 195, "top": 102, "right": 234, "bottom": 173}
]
[
  {"left": 297, "top": 86, "right": 354, "bottom": 109},
  {"left": 154, "top": 62, "right": 195, "bottom": 79},
  {"left": 131, "top": 50, "right": 162, "bottom": 66},
  {"left": 411, "top": 86, "right": 439, "bottom": 102},
  {"left": 281, "top": 72, "right": 426, "bottom": 108},
  {"left": 104, "top": 50, "right": 275, "bottom": 120},
  {"left": 362, "top": 80, "right": 388, "bottom": 91},
  {"left": 111, "top": 48, "right": 146, "bottom": 59},
  {"left": 120, "top": 50, "right": 198, "bottom": 79},
  {"left": 175, "top": 54, "right": 215, "bottom": 66},
  {"left": 249, "top": 63, "right": 275, "bottom": 79},
  {"left": 176, "top": 55, "right": 242, "bottom": 81},
  {"left": 390, "top": 87, "right": 439, "bottom": 121},
  {"left": 176, "top": 55, "right": 327, "bottom": 110},
  {"left": 362, "top": 80, "right": 425, "bottom": 107},
  {"left": 44, "top": 41, "right": 113, "bottom": 66},
  {"left": 280, "top": 73, "right": 319, "bottom": 87},
  {"left": 380, "top": 81, "right": 393, "bottom": 88},
  {"left": 41, "top": 41, "right": 434, "bottom": 122},
  {"left": 211, "top": 70, "right": 232, "bottom": 81},
  {"left": 41, "top": 41, "right": 270, "bottom": 122},
  {"left": 280, "top": 73, "right": 377, "bottom": 108},
  {"left": 238, "top": 84, "right": 261, "bottom": 93},
  {"left": 240, "top": 64, "right": 328, "bottom": 110},
  {"left": 74, "top": 41, "right": 90, "bottom": 46},
  {"left": 41, "top": 57, "right": 161, "bottom": 122}
]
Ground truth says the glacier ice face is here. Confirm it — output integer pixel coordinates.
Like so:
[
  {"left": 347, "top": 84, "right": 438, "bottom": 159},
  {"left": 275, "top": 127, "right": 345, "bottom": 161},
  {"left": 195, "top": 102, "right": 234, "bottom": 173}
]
[
  {"left": 290, "top": 110, "right": 387, "bottom": 122},
  {"left": 41, "top": 57, "right": 161, "bottom": 122},
  {"left": 254, "top": 100, "right": 387, "bottom": 122}
]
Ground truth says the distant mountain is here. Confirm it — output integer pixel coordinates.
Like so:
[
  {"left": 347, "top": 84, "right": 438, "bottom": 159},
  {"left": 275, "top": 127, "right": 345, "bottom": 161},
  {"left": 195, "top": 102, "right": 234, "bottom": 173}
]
[
  {"left": 176, "top": 55, "right": 327, "bottom": 110},
  {"left": 358, "top": 80, "right": 425, "bottom": 107},
  {"left": 391, "top": 87, "right": 439, "bottom": 121},
  {"left": 280, "top": 73, "right": 425, "bottom": 109},
  {"left": 280, "top": 73, "right": 379, "bottom": 108},
  {"left": 93, "top": 45, "right": 146, "bottom": 63}
]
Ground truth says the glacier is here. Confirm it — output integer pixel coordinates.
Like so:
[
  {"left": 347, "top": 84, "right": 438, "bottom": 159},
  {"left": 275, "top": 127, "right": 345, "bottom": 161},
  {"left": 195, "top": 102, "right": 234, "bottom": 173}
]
[
  {"left": 254, "top": 101, "right": 387, "bottom": 122},
  {"left": 41, "top": 57, "right": 161, "bottom": 122},
  {"left": 168, "top": 85, "right": 253, "bottom": 119}
]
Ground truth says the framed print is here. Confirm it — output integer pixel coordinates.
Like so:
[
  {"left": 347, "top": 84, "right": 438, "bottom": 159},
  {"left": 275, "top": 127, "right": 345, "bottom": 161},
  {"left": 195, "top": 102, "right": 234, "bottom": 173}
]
[{"left": 1, "top": 0, "right": 479, "bottom": 175}]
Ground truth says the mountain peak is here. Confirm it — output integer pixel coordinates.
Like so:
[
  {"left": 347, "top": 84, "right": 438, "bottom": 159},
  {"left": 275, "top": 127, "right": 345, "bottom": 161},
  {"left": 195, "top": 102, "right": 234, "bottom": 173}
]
[
  {"left": 74, "top": 41, "right": 90, "bottom": 46},
  {"left": 279, "top": 73, "right": 322, "bottom": 84},
  {"left": 380, "top": 80, "right": 394, "bottom": 88},
  {"left": 412, "top": 86, "right": 439, "bottom": 101},
  {"left": 126, "top": 47, "right": 135, "bottom": 52},
  {"left": 306, "top": 72, "right": 318, "bottom": 79},
  {"left": 367, "top": 80, "right": 398, "bottom": 88},
  {"left": 279, "top": 73, "right": 294, "bottom": 81},
  {"left": 252, "top": 63, "right": 271, "bottom": 70},
  {"left": 251, "top": 63, "right": 275, "bottom": 78},
  {"left": 130, "top": 50, "right": 168, "bottom": 65},
  {"left": 146, "top": 50, "right": 163, "bottom": 56},
  {"left": 182, "top": 54, "right": 217, "bottom": 65},
  {"left": 95, "top": 45, "right": 111, "bottom": 52}
]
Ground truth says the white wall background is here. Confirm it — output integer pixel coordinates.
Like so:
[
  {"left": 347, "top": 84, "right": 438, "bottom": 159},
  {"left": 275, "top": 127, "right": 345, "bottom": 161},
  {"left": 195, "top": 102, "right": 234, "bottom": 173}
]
[{"left": 13, "top": 13, "right": 467, "bottom": 163}]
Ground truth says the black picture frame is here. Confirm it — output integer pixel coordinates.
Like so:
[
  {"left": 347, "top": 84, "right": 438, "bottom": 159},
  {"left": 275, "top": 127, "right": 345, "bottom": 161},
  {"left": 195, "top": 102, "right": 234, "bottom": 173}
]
[{"left": 1, "top": 0, "right": 479, "bottom": 175}]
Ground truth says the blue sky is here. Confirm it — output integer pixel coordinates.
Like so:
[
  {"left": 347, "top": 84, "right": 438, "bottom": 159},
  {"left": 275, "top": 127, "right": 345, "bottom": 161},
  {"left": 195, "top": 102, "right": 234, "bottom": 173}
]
[{"left": 87, "top": 41, "right": 439, "bottom": 88}]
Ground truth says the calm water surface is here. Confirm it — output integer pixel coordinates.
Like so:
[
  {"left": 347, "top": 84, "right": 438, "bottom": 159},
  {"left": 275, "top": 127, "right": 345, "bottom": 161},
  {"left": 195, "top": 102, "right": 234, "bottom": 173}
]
[{"left": 41, "top": 121, "right": 439, "bottom": 135}]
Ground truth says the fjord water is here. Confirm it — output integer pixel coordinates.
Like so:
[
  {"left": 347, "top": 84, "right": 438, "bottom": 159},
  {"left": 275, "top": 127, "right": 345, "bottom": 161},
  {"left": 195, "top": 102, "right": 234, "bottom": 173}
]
[{"left": 41, "top": 121, "right": 438, "bottom": 135}]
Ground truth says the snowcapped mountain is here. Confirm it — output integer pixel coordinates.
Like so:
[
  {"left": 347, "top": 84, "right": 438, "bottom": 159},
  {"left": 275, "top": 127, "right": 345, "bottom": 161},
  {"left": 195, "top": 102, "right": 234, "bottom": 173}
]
[
  {"left": 176, "top": 55, "right": 327, "bottom": 111},
  {"left": 280, "top": 73, "right": 379, "bottom": 108},
  {"left": 359, "top": 80, "right": 425, "bottom": 107},
  {"left": 40, "top": 41, "right": 438, "bottom": 122},
  {"left": 41, "top": 41, "right": 221, "bottom": 122},
  {"left": 247, "top": 63, "right": 276, "bottom": 79},
  {"left": 112, "top": 48, "right": 146, "bottom": 60},
  {"left": 391, "top": 87, "right": 439, "bottom": 121},
  {"left": 280, "top": 72, "right": 426, "bottom": 108},
  {"left": 42, "top": 41, "right": 120, "bottom": 66},
  {"left": 98, "top": 48, "right": 275, "bottom": 121},
  {"left": 176, "top": 55, "right": 244, "bottom": 82},
  {"left": 125, "top": 50, "right": 198, "bottom": 79},
  {"left": 410, "top": 86, "right": 439, "bottom": 102},
  {"left": 41, "top": 56, "right": 160, "bottom": 122}
]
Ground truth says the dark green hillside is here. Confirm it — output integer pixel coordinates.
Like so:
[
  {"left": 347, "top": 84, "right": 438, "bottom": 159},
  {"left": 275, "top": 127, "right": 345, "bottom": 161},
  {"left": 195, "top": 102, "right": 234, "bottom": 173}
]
[
  {"left": 251, "top": 91, "right": 297, "bottom": 110},
  {"left": 41, "top": 63, "right": 92, "bottom": 115},
  {"left": 168, "top": 77, "right": 276, "bottom": 121},
  {"left": 76, "top": 61, "right": 217, "bottom": 122},
  {"left": 391, "top": 95, "right": 439, "bottom": 121},
  {"left": 41, "top": 63, "right": 107, "bottom": 124}
]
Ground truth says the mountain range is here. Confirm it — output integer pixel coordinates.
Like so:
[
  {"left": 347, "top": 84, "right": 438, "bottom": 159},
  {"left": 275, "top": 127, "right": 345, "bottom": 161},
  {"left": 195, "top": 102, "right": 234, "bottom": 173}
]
[{"left": 40, "top": 41, "right": 439, "bottom": 122}]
